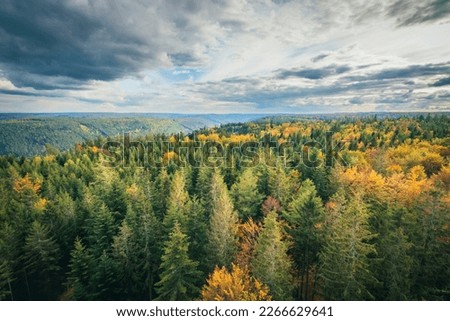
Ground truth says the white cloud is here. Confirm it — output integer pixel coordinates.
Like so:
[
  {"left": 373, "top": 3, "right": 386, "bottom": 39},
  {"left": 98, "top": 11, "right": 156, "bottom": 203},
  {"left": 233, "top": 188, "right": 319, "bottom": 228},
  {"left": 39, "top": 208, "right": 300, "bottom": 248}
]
[{"left": 0, "top": 0, "right": 449, "bottom": 113}]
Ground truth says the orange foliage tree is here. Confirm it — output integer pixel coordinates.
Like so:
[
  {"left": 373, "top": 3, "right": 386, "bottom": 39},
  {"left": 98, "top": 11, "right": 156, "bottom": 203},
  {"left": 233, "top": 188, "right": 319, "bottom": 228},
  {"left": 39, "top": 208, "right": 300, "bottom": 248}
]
[{"left": 201, "top": 264, "right": 271, "bottom": 301}]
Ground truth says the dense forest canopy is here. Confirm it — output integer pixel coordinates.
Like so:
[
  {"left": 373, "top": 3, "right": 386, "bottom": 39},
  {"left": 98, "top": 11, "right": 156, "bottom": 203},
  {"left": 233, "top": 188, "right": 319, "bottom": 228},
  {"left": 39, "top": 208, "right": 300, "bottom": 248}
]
[{"left": 0, "top": 114, "right": 449, "bottom": 301}]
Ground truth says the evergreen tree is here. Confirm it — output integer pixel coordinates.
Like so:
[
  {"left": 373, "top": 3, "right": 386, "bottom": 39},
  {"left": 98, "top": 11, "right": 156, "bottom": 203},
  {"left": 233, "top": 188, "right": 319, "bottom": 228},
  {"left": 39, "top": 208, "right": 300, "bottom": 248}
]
[
  {"left": 231, "top": 168, "right": 264, "bottom": 220},
  {"left": 208, "top": 170, "right": 239, "bottom": 269},
  {"left": 0, "top": 261, "right": 13, "bottom": 301},
  {"left": 319, "top": 192, "right": 376, "bottom": 300},
  {"left": 23, "top": 221, "right": 61, "bottom": 299},
  {"left": 252, "top": 211, "right": 294, "bottom": 300},
  {"left": 284, "top": 179, "right": 325, "bottom": 300},
  {"left": 152, "top": 169, "right": 171, "bottom": 221},
  {"left": 91, "top": 250, "right": 120, "bottom": 300},
  {"left": 86, "top": 202, "right": 115, "bottom": 257},
  {"left": 268, "top": 166, "right": 300, "bottom": 208},
  {"left": 185, "top": 197, "right": 209, "bottom": 275},
  {"left": 112, "top": 192, "right": 162, "bottom": 300},
  {"left": 156, "top": 222, "right": 201, "bottom": 300},
  {"left": 380, "top": 227, "right": 413, "bottom": 300},
  {"left": 67, "top": 238, "right": 93, "bottom": 300},
  {"left": 163, "top": 170, "right": 190, "bottom": 233}
]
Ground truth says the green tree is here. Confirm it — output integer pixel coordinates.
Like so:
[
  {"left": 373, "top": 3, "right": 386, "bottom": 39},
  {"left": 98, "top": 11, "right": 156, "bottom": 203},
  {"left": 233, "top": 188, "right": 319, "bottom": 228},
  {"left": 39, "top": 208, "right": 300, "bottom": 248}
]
[
  {"left": 67, "top": 238, "right": 93, "bottom": 300},
  {"left": 319, "top": 192, "right": 376, "bottom": 300},
  {"left": 23, "top": 221, "right": 61, "bottom": 299},
  {"left": 268, "top": 166, "right": 299, "bottom": 208},
  {"left": 231, "top": 169, "right": 264, "bottom": 220},
  {"left": 252, "top": 211, "right": 294, "bottom": 300},
  {"left": 208, "top": 170, "right": 239, "bottom": 269},
  {"left": 152, "top": 169, "right": 171, "bottom": 220},
  {"left": 113, "top": 196, "right": 162, "bottom": 300},
  {"left": 284, "top": 179, "right": 325, "bottom": 300},
  {"left": 163, "top": 170, "right": 190, "bottom": 233},
  {"left": 156, "top": 222, "right": 201, "bottom": 300}
]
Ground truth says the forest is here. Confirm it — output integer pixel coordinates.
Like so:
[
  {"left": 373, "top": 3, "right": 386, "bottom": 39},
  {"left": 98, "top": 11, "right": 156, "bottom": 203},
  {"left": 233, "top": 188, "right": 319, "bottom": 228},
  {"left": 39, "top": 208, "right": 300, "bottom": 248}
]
[
  {"left": 0, "top": 113, "right": 260, "bottom": 156},
  {"left": 0, "top": 114, "right": 449, "bottom": 301}
]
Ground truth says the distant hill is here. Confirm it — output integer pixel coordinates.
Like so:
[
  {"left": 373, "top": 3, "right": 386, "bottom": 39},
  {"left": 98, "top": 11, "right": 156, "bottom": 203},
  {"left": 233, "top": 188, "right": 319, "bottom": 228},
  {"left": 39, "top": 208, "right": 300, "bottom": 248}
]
[{"left": 0, "top": 113, "right": 267, "bottom": 156}]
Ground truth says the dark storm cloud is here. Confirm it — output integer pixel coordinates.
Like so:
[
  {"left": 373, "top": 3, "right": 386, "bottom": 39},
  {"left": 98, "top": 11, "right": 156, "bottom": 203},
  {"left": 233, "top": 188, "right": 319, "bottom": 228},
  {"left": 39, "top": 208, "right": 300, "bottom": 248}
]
[
  {"left": 0, "top": 0, "right": 233, "bottom": 90},
  {"left": 388, "top": 0, "right": 450, "bottom": 26},
  {"left": 0, "top": 1, "right": 153, "bottom": 88}
]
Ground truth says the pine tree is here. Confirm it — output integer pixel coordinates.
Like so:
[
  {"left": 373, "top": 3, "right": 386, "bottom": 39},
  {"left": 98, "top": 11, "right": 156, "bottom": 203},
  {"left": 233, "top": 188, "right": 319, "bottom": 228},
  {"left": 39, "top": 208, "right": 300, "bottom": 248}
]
[
  {"left": 268, "top": 166, "right": 300, "bottom": 208},
  {"left": 319, "top": 192, "right": 376, "bottom": 300},
  {"left": 380, "top": 227, "right": 413, "bottom": 300},
  {"left": 0, "top": 223, "right": 18, "bottom": 301},
  {"left": 156, "top": 222, "right": 201, "bottom": 300},
  {"left": 231, "top": 169, "right": 264, "bottom": 220},
  {"left": 23, "top": 221, "right": 61, "bottom": 299},
  {"left": 152, "top": 169, "right": 171, "bottom": 220},
  {"left": 163, "top": 170, "right": 190, "bottom": 233},
  {"left": 112, "top": 198, "right": 162, "bottom": 300},
  {"left": 0, "top": 261, "right": 13, "bottom": 301},
  {"left": 91, "top": 250, "right": 120, "bottom": 300},
  {"left": 252, "top": 211, "right": 294, "bottom": 300},
  {"left": 208, "top": 170, "right": 239, "bottom": 269},
  {"left": 185, "top": 197, "right": 209, "bottom": 274},
  {"left": 284, "top": 179, "right": 325, "bottom": 300},
  {"left": 86, "top": 202, "right": 115, "bottom": 257},
  {"left": 67, "top": 238, "right": 93, "bottom": 300}
]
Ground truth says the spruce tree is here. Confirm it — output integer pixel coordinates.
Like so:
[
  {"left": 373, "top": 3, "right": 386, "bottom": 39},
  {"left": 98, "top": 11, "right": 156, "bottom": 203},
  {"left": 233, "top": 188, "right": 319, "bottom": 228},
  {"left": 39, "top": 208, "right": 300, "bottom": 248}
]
[
  {"left": 319, "top": 192, "right": 376, "bottom": 300},
  {"left": 231, "top": 168, "right": 264, "bottom": 220},
  {"left": 208, "top": 170, "right": 238, "bottom": 269},
  {"left": 23, "top": 221, "right": 61, "bottom": 299},
  {"left": 163, "top": 170, "right": 190, "bottom": 233},
  {"left": 156, "top": 222, "right": 201, "bottom": 300},
  {"left": 252, "top": 211, "right": 294, "bottom": 300},
  {"left": 68, "top": 238, "right": 93, "bottom": 300},
  {"left": 284, "top": 179, "right": 325, "bottom": 300}
]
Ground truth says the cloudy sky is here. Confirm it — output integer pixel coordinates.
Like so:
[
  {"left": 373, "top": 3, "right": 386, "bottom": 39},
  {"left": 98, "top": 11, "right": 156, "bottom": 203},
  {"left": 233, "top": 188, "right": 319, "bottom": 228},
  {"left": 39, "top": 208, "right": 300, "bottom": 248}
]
[{"left": 0, "top": 0, "right": 449, "bottom": 113}]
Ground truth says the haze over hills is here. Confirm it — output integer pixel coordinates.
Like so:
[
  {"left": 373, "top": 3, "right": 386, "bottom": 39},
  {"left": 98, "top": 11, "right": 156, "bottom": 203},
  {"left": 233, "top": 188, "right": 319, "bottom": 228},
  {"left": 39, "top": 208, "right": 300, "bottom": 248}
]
[{"left": 0, "top": 113, "right": 268, "bottom": 156}]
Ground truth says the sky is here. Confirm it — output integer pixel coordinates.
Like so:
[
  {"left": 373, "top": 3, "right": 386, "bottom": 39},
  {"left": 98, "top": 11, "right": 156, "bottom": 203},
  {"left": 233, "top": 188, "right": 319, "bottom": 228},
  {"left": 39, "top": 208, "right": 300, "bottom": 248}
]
[{"left": 0, "top": 0, "right": 449, "bottom": 114}]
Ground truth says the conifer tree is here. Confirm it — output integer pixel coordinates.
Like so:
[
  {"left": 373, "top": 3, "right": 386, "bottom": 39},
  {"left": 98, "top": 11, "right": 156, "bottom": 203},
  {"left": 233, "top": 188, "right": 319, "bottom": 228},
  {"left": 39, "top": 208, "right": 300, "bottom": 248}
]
[
  {"left": 252, "top": 211, "right": 294, "bottom": 300},
  {"left": 319, "top": 192, "right": 376, "bottom": 300},
  {"left": 231, "top": 168, "right": 264, "bottom": 220},
  {"left": 163, "top": 170, "right": 190, "bottom": 233},
  {"left": 152, "top": 169, "right": 171, "bottom": 220},
  {"left": 156, "top": 222, "right": 201, "bottom": 301},
  {"left": 185, "top": 197, "right": 209, "bottom": 274},
  {"left": 86, "top": 202, "right": 116, "bottom": 257},
  {"left": 0, "top": 223, "right": 18, "bottom": 301},
  {"left": 23, "top": 221, "right": 61, "bottom": 299},
  {"left": 268, "top": 166, "right": 300, "bottom": 207},
  {"left": 113, "top": 195, "right": 162, "bottom": 300},
  {"left": 68, "top": 238, "right": 93, "bottom": 300},
  {"left": 208, "top": 170, "right": 239, "bottom": 269},
  {"left": 284, "top": 179, "right": 325, "bottom": 300},
  {"left": 91, "top": 250, "right": 120, "bottom": 300}
]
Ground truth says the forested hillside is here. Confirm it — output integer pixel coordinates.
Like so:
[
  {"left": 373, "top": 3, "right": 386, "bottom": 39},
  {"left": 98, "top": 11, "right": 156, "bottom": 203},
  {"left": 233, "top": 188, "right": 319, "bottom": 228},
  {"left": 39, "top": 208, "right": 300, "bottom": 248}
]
[
  {"left": 0, "top": 115, "right": 449, "bottom": 301},
  {"left": 0, "top": 113, "right": 264, "bottom": 156}
]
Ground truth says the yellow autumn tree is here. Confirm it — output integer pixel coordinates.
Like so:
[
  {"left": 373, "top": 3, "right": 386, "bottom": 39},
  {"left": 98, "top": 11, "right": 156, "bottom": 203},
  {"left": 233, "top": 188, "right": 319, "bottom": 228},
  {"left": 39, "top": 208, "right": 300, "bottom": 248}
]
[{"left": 201, "top": 264, "right": 271, "bottom": 301}]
